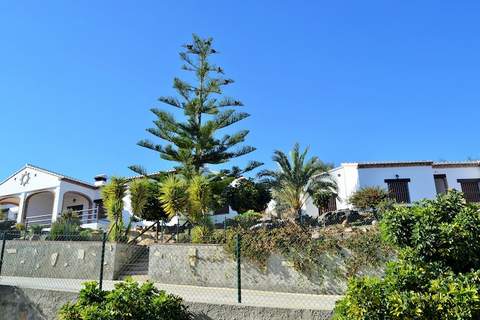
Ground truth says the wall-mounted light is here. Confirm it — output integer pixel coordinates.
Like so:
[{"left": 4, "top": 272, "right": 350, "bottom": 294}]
[
  {"left": 395, "top": 174, "right": 400, "bottom": 179},
  {"left": 73, "top": 198, "right": 77, "bottom": 203}
]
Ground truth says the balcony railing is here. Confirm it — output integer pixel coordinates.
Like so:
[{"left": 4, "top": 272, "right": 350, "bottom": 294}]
[{"left": 24, "top": 208, "right": 100, "bottom": 228}]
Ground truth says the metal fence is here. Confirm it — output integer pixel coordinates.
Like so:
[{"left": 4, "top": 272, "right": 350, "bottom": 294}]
[{"left": 0, "top": 223, "right": 344, "bottom": 313}]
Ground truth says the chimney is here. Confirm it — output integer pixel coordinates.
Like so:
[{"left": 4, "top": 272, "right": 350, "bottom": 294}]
[{"left": 94, "top": 174, "right": 108, "bottom": 187}]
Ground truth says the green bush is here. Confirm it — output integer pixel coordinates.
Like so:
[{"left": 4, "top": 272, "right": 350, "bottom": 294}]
[
  {"left": 49, "top": 211, "right": 98, "bottom": 241},
  {"left": 28, "top": 224, "right": 43, "bottom": 235},
  {"left": 58, "top": 280, "right": 191, "bottom": 320},
  {"left": 227, "top": 210, "right": 262, "bottom": 229},
  {"left": 224, "top": 222, "right": 390, "bottom": 277},
  {"left": 348, "top": 187, "right": 389, "bottom": 219},
  {"left": 221, "top": 178, "right": 271, "bottom": 213},
  {"left": 334, "top": 190, "right": 480, "bottom": 319}
]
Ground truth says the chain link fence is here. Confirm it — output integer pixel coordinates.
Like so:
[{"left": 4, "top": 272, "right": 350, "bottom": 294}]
[{"left": 0, "top": 219, "right": 348, "bottom": 313}]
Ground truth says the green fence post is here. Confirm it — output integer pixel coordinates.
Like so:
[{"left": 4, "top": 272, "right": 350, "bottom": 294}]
[
  {"left": 236, "top": 233, "right": 242, "bottom": 303},
  {"left": 223, "top": 217, "right": 227, "bottom": 241},
  {"left": 99, "top": 231, "right": 107, "bottom": 291},
  {"left": 0, "top": 232, "right": 6, "bottom": 276}
]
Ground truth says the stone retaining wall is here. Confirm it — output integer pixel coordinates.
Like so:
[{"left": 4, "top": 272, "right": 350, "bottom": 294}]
[
  {"left": 0, "top": 286, "right": 332, "bottom": 320},
  {"left": 148, "top": 244, "right": 376, "bottom": 295},
  {"left": 2, "top": 240, "right": 141, "bottom": 280}
]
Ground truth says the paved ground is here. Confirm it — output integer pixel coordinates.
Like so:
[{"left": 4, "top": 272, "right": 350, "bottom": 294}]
[{"left": 0, "top": 276, "right": 341, "bottom": 311}]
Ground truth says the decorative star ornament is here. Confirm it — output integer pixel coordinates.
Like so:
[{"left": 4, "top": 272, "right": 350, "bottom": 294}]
[{"left": 20, "top": 172, "right": 30, "bottom": 187}]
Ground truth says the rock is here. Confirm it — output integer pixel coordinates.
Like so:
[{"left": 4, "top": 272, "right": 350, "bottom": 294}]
[
  {"left": 50, "top": 253, "right": 58, "bottom": 266},
  {"left": 311, "top": 230, "right": 321, "bottom": 239},
  {"left": 319, "top": 210, "right": 361, "bottom": 226},
  {"left": 344, "top": 227, "right": 353, "bottom": 233},
  {"left": 372, "top": 220, "right": 378, "bottom": 226}
]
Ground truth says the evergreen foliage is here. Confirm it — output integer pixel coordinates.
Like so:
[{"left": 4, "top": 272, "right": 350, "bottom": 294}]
[
  {"left": 58, "top": 280, "right": 191, "bottom": 320},
  {"left": 130, "top": 34, "right": 261, "bottom": 178},
  {"left": 222, "top": 178, "right": 271, "bottom": 213},
  {"left": 334, "top": 190, "right": 480, "bottom": 319}
]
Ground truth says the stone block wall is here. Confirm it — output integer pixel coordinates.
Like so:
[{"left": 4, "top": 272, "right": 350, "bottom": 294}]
[
  {"left": 1, "top": 240, "right": 141, "bottom": 280},
  {"left": 148, "top": 244, "right": 370, "bottom": 295}
]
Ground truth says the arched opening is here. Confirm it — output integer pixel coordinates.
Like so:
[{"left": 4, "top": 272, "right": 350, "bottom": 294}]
[
  {"left": 0, "top": 196, "right": 20, "bottom": 221},
  {"left": 61, "top": 191, "right": 93, "bottom": 223},
  {"left": 24, "top": 191, "right": 55, "bottom": 226}
]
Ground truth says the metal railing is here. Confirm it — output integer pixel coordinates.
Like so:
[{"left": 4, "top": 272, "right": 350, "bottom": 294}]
[{"left": 24, "top": 208, "right": 100, "bottom": 229}]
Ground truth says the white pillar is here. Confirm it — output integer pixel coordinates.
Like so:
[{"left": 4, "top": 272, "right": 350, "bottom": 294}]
[
  {"left": 51, "top": 187, "right": 63, "bottom": 223},
  {"left": 16, "top": 192, "right": 27, "bottom": 224}
]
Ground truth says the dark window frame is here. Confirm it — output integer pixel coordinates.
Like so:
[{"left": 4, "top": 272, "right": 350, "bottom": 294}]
[
  {"left": 385, "top": 178, "right": 411, "bottom": 203},
  {"left": 457, "top": 179, "right": 480, "bottom": 203},
  {"left": 434, "top": 174, "right": 448, "bottom": 194}
]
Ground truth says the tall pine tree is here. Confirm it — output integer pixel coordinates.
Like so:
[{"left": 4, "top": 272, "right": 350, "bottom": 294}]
[{"left": 131, "top": 35, "right": 261, "bottom": 177}]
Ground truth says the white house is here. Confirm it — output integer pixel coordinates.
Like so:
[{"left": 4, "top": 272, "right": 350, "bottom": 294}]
[
  {"left": 0, "top": 164, "right": 237, "bottom": 229},
  {"left": 0, "top": 164, "right": 109, "bottom": 229},
  {"left": 304, "top": 160, "right": 480, "bottom": 217}
]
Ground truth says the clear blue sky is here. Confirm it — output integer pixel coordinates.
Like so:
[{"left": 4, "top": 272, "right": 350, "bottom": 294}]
[{"left": 1, "top": 1, "right": 480, "bottom": 182}]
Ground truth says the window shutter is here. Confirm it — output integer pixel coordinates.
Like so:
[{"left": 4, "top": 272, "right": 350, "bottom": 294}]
[{"left": 385, "top": 179, "right": 411, "bottom": 203}]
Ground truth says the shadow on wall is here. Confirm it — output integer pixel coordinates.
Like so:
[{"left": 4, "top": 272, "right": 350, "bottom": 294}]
[{"left": 0, "top": 286, "right": 47, "bottom": 320}]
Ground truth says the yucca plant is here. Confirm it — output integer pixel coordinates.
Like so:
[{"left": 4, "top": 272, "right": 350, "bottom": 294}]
[
  {"left": 259, "top": 143, "right": 335, "bottom": 220},
  {"left": 102, "top": 177, "right": 128, "bottom": 241}
]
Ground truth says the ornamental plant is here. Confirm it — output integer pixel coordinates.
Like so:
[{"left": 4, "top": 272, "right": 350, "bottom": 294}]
[
  {"left": 221, "top": 178, "right": 271, "bottom": 213},
  {"left": 333, "top": 190, "right": 480, "bottom": 319},
  {"left": 58, "top": 280, "right": 191, "bottom": 320}
]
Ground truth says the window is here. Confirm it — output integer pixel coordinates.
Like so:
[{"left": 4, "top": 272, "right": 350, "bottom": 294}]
[
  {"left": 458, "top": 179, "right": 480, "bottom": 203},
  {"left": 434, "top": 174, "right": 448, "bottom": 194},
  {"left": 214, "top": 205, "right": 230, "bottom": 215},
  {"left": 317, "top": 195, "right": 337, "bottom": 214},
  {"left": 385, "top": 178, "right": 411, "bottom": 203}
]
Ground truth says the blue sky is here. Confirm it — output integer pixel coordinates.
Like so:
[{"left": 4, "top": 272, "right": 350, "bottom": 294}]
[{"left": 1, "top": 1, "right": 480, "bottom": 182}]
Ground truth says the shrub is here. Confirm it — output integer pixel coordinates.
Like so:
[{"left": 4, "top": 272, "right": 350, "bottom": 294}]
[
  {"left": 28, "top": 224, "right": 43, "bottom": 235},
  {"left": 348, "top": 187, "right": 389, "bottom": 211},
  {"left": 224, "top": 222, "right": 390, "bottom": 277},
  {"left": 227, "top": 210, "right": 263, "bottom": 229},
  {"left": 190, "top": 217, "right": 214, "bottom": 244},
  {"left": 58, "top": 280, "right": 191, "bottom": 320},
  {"left": 348, "top": 187, "right": 390, "bottom": 219},
  {"left": 222, "top": 178, "right": 272, "bottom": 213},
  {"left": 334, "top": 190, "right": 480, "bottom": 319}
]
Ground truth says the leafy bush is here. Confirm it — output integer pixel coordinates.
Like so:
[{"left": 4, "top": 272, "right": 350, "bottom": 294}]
[
  {"left": 348, "top": 187, "right": 389, "bottom": 212},
  {"left": 28, "top": 224, "right": 43, "bottom": 235},
  {"left": 226, "top": 210, "right": 262, "bottom": 229},
  {"left": 191, "top": 216, "right": 214, "bottom": 243},
  {"left": 15, "top": 223, "right": 25, "bottom": 231},
  {"left": 334, "top": 190, "right": 480, "bottom": 319},
  {"left": 224, "top": 223, "right": 391, "bottom": 278},
  {"left": 59, "top": 280, "right": 191, "bottom": 320},
  {"left": 222, "top": 178, "right": 272, "bottom": 213},
  {"left": 49, "top": 211, "right": 98, "bottom": 241}
]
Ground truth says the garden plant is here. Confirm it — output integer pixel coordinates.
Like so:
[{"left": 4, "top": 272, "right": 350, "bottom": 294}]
[{"left": 334, "top": 190, "right": 480, "bottom": 319}]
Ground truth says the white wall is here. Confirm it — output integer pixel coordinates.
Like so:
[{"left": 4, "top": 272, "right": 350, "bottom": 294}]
[
  {"left": 0, "top": 167, "right": 61, "bottom": 197},
  {"left": 433, "top": 167, "right": 480, "bottom": 191},
  {"left": 61, "top": 192, "right": 91, "bottom": 212},
  {"left": 25, "top": 191, "right": 55, "bottom": 219},
  {"left": 357, "top": 165, "right": 437, "bottom": 203}
]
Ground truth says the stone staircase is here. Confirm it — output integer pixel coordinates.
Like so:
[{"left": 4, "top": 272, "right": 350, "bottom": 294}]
[{"left": 118, "top": 246, "right": 150, "bottom": 281}]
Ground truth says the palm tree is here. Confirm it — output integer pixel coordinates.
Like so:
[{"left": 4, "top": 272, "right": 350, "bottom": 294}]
[
  {"left": 158, "top": 175, "right": 188, "bottom": 220},
  {"left": 102, "top": 177, "right": 128, "bottom": 241},
  {"left": 159, "top": 174, "right": 215, "bottom": 224},
  {"left": 259, "top": 143, "right": 334, "bottom": 220},
  {"left": 129, "top": 178, "right": 150, "bottom": 219}
]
